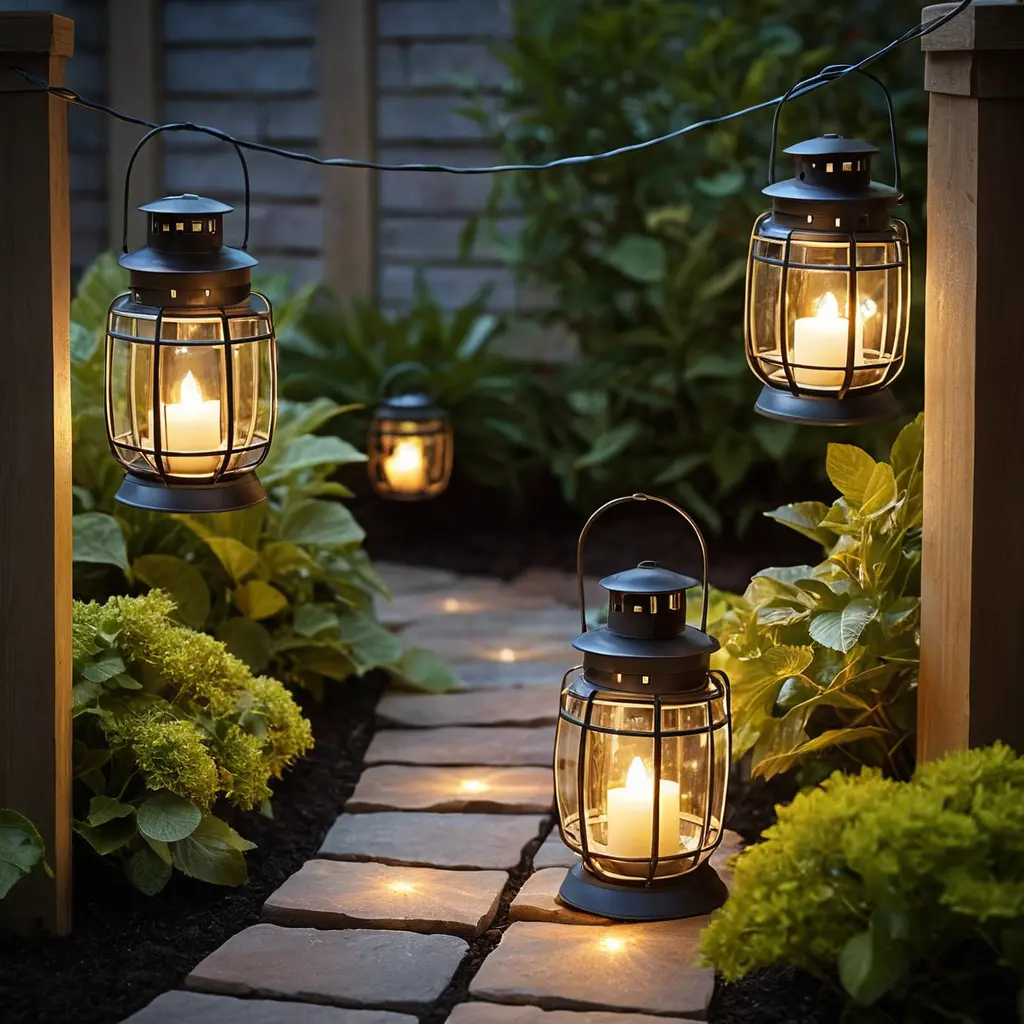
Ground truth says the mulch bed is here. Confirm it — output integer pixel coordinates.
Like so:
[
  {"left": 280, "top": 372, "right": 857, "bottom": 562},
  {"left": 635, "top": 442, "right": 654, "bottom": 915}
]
[{"left": 0, "top": 677, "right": 383, "bottom": 1024}]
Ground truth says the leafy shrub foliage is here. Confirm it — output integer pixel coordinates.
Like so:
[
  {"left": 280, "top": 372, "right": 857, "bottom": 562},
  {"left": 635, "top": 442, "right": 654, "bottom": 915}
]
[
  {"left": 701, "top": 744, "right": 1024, "bottom": 1023},
  {"left": 69, "top": 255, "right": 456, "bottom": 695},
  {"left": 0, "top": 811, "right": 49, "bottom": 900},
  {"left": 72, "top": 591, "right": 313, "bottom": 892},
  {"left": 279, "top": 276, "right": 543, "bottom": 494},
  {"left": 466, "top": 0, "right": 927, "bottom": 530},
  {"left": 713, "top": 415, "right": 922, "bottom": 782}
]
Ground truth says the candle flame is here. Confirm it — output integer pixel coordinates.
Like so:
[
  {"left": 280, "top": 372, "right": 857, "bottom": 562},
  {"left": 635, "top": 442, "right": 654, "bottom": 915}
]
[
  {"left": 625, "top": 756, "right": 651, "bottom": 795},
  {"left": 815, "top": 291, "right": 840, "bottom": 319},
  {"left": 179, "top": 369, "right": 204, "bottom": 406}
]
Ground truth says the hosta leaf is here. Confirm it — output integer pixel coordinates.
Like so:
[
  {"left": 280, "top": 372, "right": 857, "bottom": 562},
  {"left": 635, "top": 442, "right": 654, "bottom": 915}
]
[
  {"left": 126, "top": 844, "right": 173, "bottom": 895},
  {"left": 337, "top": 611, "right": 404, "bottom": 675},
  {"left": 293, "top": 603, "right": 341, "bottom": 638},
  {"left": 809, "top": 599, "right": 876, "bottom": 653},
  {"left": 73, "top": 513, "right": 129, "bottom": 570},
  {"left": 203, "top": 537, "right": 261, "bottom": 584},
  {"left": 234, "top": 580, "right": 290, "bottom": 621},
  {"left": 573, "top": 422, "right": 641, "bottom": 470},
  {"left": 262, "top": 434, "right": 367, "bottom": 485},
  {"left": 388, "top": 646, "right": 461, "bottom": 693},
  {"left": 600, "top": 234, "right": 666, "bottom": 283},
  {"left": 132, "top": 554, "right": 211, "bottom": 630},
  {"left": 74, "top": 814, "right": 138, "bottom": 855},
  {"left": 170, "top": 815, "right": 254, "bottom": 887},
  {"left": 826, "top": 444, "right": 877, "bottom": 506},
  {"left": 86, "top": 795, "right": 134, "bottom": 827},
  {"left": 136, "top": 791, "right": 202, "bottom": 843},
  {"left": 279, "top": 500, "right": 365, "bottom": 547}
]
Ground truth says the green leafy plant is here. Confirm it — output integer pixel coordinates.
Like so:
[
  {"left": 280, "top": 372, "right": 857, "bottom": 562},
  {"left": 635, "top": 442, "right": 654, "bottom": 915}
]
[
  {"left": 280, "top": 276, "right": 543, "bottom": 493},
  {"left": 69, "top": 254, "right": 457, "bottom": 695},
  {"left": 72, "top": 591, "right": 313, "bottom": 892},
  {"left": 0, "top": 811, "right": 50, "bottom": 900},
  {"left": 465, "top": 0, "right": 927, "bottom": 531},
  {"left": 701, "top": 743, "right": 1024, "bottom": 1023},
  {"left": 713, "top": 414, "right": 922, "bottom": 782}
]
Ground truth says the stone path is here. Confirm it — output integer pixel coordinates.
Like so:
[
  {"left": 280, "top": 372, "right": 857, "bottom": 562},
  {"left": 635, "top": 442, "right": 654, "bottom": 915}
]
[{"left": 123, "top": 564, "right": 742, "bottom": 1024}]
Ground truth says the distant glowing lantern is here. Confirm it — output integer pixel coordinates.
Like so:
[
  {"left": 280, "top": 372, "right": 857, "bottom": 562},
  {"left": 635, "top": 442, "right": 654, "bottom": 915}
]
[
  {"left": 105, "top": 193, "right": 275, "bottom": 511},
  {"left": 554, "top": 493, "right": 730, "bottom": 921},
  {"left": 367, "top": 363, "right": 452, "bottom": 500},
  {"left": 745, "top": 117, "right": 910, "bottom": 425}
]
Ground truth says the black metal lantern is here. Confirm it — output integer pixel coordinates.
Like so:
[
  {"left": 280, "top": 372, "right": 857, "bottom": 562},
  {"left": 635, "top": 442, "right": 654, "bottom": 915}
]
[
  {"left": 367, "top": 363, "right": 453, "bottom": 501},
  {"left": 105, "top": 132, "right": 276, "bottom": 513},
  {"left": 745, "top": 79, "right": 910, "bottom": 425},
  {"left": 554, "top": 493, "right": 731, "bottom": 921}
]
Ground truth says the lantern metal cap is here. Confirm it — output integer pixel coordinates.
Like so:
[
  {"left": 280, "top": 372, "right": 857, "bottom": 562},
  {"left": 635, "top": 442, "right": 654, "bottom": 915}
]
[
  {"left": 138, "top": 194, "right": 234, "bottom": 216},
  {"left": 601, "top": 561, "right": 699, "bottom": 596},
  {"left": 573, "top": 625, "right": 719, "bottom": 662},
  {"left": 375, "top": 392, "right": 445, "bottom": 422},
  {"left": 783, "top": 134, "right": 879, "bottom": 157}
]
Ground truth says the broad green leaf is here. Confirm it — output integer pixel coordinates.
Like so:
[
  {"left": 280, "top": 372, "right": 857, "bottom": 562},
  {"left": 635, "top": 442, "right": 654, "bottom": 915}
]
[
  {"left": 653, "top": 453, "right": 704, "bottom": 485},
  {"left": 0, "top": 810, "right": 47, "bottom": 898},
  {"left": 73, "top": 513, "right": 129, "bottom": 570},
  {"left": 216, "top": 617, "right": 272, "bottom": 673},
  {"left": 389, "top": 646, "right": 462, "bottom": 693},
  {"left": 764, "top": 501, "right": 833, "bottom": 545},
  {"left": 696, "top": 259, "right": 746, "bottom": 303},
  {"left": 125, "top": 844, "right": 173, "bottom": 895},
  {"left": 132, "top": 554, "right": 211, "bottom": 630},
  {"left": 279, "top": 500, "right": 365, "bottom": 547},
  {"left": 203, "top": 537, "right": 261, "bottom": 584},
  {"left": 177, "top": 505, "right": 267, "bottom": 550},
  {"left": 752, "top": 419, "right": 797, "bottom": 460},
  {"left": 86, "top": 795, "right": 134, "bottom": 827},
  {"left": 573, "top": 422, "right": 641, "bottom": 470},
  {"left": 695, "top": 168, "right": 745, "bottom": 198},
  {"left": 74, "top": 814, "right": 138, "bottom": 855},
  {"left": 289, "top": 643, "right": 356, "bottom": 682},
  {"left": 809, "top": 599, "right": 875, "bottom": 653},
  {"left": 754, "top": 726, "right": 886, "bottom": 780},
  {"left": 136, "top": 791, "right": 202, "bottom": 843},
  {"left": 890, "top": 413, "right": 923, "bottom": 487},
  {"left": 273, "top": 397, "right": 352, "bottom": 444},
  {"left": 262, "top": 434, "right": 367, "bottom": 485},
  {"left": 601, "top": 234, "right": 666, "bottom": 283},
  {"left": 235, "top": 580, "right": 290, "bottom": 621},
  {"left": 81, "top": 648, "right": 126, "bottom": 685},
  {"left": 337, "top": 611, "right": 404, "bottom": 675},
  {"left": 170, "top": 815, "right": 255, "bottom": 887},
  {"left": 839, "top": 912, "right": 910, "bottom": 1006},
  {"left": 293, "top": 603, "right": 341, "bottom": 638},
  {"left": 826, "top": 444, "right": 877, "bottom": 506},
  {"left": 859, "top": 462, "right": 898, "bottom": 518},
  {"left": 261, "top": 541, "right": 315, "bottom": 576}
]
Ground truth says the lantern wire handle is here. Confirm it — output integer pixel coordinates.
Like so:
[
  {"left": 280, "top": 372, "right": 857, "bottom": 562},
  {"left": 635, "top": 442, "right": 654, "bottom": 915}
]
[
  {"left": 767, "top": 65, "right": 901, "bottom": 192},
  {"left": 575, "top": 492, "right": 710, "bottom": 636},
  {"left": 379, "top": 361, "right": 433, "bottom": 398},
  {"left": 121, "top": 122, "right": 252, "bottom": 254}
]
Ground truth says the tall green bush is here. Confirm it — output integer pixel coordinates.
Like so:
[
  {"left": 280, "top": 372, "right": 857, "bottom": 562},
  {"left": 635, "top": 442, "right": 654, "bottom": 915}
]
[{"left": 468, "top": 0, "right": 927, "bottom": 531}]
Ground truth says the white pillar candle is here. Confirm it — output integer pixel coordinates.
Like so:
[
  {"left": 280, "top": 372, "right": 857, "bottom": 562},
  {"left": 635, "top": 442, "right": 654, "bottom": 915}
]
[
  {"left": 383, "top": 438, "right": 426, "bottom": 493},
  {"left": 606, "top": 756, "right": 680, "bottom": 860},
  {"left": 792, "top": 291, "right": 862, "bottom": 389},
  {"left": 156, "top": 370, "right": 223, "bottom": 476}
]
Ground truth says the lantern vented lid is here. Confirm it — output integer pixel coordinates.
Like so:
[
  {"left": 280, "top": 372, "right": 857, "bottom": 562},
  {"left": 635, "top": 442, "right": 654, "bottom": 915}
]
[
  {"left": 783, "top": 135, "right": 879, "bottom": 157},
  {"left": 139, "top": 195, "right": 234, "bottom": 216},
  {"left": 375, "top": 392, "right": 445, "bottom": 421},
  {"left": 601, "top": 561, "right": 699, "bottom": 596}
]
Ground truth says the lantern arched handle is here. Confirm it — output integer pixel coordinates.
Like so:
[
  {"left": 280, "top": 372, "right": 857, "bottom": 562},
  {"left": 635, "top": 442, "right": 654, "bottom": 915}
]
[
  {"left": 767, "top": 65, "right": 900, "bottom": 192},
  {"left": 575, "top": 493, "right": 710, "bottom": 636},
  {"left": 379, "top": 361, "right": 433, "bottom": 399},
  {"left": 122, "top": 122, "right": 251, "bottom": 254}
]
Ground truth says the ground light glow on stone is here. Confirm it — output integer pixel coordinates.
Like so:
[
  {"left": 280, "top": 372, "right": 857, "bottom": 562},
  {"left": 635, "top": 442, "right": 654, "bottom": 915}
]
[
  {"left": 599, "top": 936, "right": 627, "bottom": 953},
  {"left": 496, "top": 647, "right": 517, "bottom": 663},
  {"left": 443, "top": 598, "right": 461, "bottom": 612},
  {"left": 388, "top": 880, "right": 416, "bottom": 893},
  {"left": 459, "top": 779, "right": 490, "bottom": 793}
]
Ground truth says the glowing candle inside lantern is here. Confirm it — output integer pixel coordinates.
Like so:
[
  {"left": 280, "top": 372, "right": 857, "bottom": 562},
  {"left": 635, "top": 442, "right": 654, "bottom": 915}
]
[
  {"left": 158, "top": 369, "right": 222, "bottom": 476},
  {"left": 792, "top": 291, "right": 860, "bottom": 388},
  {"left": 383, "top": 438, "right": 426, "bottom": 493},
  {"left": 606, "top": 757, "right": 680, "bottom": 860}
]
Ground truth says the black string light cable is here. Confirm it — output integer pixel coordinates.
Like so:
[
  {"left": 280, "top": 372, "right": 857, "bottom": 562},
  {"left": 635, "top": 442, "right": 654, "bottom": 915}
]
[{"left": 4, "top": 0, "right": 970, "bottom": 177}]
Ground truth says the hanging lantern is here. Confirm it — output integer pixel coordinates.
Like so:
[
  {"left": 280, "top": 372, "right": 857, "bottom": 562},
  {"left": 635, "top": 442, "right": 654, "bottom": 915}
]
[
  {"left": 554, "top": 493, "right": 731, "bottom": 921},
  {"left": 105, "top": 194, "right": 276, "bottom": 512},
  {"left": 367, "top": 362, "right": 453, "bottom": 501},
  {"left": 745, "top": 88, "right": 910, "bottom": 424}
]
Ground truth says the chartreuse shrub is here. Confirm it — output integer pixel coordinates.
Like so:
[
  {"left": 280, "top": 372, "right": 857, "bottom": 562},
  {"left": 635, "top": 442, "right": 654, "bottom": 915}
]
[
  {"left": 69, "top": 254, "right": 457, "bottom": 695},
  {"left": 0, "top": 811, "right": 50, "bottom": 899},
  {"left": 712, "top": 414, "right": 922, "bottom": 782},
  {"left": 701, "top": 744, "right": 1024, "bottom": 1023},
  {"left": 72, "top": 591, "right": 313, "bottom": 893}
]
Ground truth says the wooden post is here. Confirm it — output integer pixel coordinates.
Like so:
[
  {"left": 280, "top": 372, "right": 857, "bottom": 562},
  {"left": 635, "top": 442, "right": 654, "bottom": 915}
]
[
  {"left": 0, "top": 11, "right": 74, "bottom": 934},
  {"left": 321, "top": 0, "right": 376, "bottom": 301},
  {"left": 107, "top": 0, "right": 162, "bottom": 251},
  {"left": 919, "top": 2, "right": 1024, "bottom": 761}
]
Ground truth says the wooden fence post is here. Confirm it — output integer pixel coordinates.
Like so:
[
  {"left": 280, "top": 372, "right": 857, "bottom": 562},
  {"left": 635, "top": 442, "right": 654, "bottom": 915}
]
[
  {"left": 0, "top": 11, "right": 74, "bottom": 934},
  {"left": 918, "top": 2, "right": 1024, "bottom": 761}
]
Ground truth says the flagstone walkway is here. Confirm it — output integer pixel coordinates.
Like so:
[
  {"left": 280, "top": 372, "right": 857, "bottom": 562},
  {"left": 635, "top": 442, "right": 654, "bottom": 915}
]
[{"left": 123, "top": 564, "right": 741, "bottom": 1024}]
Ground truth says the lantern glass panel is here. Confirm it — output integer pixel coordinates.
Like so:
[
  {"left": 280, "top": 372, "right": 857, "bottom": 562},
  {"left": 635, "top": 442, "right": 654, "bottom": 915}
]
[
  {"left": 108, "top": 336, "right": 154, "bottom": 474},
  {"left": 369, "top": 416, "right": 453, "bottom": 499}
]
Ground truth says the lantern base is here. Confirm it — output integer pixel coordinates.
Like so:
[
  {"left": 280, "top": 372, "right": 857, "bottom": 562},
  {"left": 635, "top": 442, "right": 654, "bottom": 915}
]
[
  {"left": 557, "top": 860, "right": 727, "bottom": 922},
  {"left": 754, "top": 386, "right": 900, "bottom": 427},
  {"left": 115, "top": 472, "right": 266, "bottom": 513}
]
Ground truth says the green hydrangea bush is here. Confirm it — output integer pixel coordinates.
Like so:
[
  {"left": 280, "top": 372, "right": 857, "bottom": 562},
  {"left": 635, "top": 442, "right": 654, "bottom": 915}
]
[
  {"left": 71, "top": 591, "right": 313, "bottom": 893},
  {"left": 701, "top": 743, "right": 1024, "bottom": 1023}
]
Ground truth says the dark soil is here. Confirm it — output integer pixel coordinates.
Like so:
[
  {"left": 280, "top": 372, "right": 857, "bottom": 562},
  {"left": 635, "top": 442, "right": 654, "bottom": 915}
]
[{"left": 0, "top": 677, "right": 383, "bottom": 1024}]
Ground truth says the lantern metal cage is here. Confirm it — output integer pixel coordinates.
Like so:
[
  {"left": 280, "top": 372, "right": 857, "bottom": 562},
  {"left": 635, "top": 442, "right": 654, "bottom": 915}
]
[
  {"left": 105, "top": 133, "right": 277, "bottom": 513},
  {"left": 745, "top": 75, "right": 910, "bottom": 426},
  {"left": 554, "top": 494, "right": 731, "bottom": 922},
  {"left": 367, "top": 363, "right": 453, "bottom": 501}
]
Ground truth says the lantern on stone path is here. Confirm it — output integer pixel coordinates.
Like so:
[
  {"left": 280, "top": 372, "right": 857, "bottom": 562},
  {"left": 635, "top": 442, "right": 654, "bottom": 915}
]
[{"left": 554, "top": 493, "right": 731, "bottom": 921}]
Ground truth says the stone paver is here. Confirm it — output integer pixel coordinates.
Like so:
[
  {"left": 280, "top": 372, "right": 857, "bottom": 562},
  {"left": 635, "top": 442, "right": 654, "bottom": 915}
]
[
  {"left": 365, "top": 726, "right": 554, "bottom": 767},
  {"left": 264, "top": 859, "right": 507, "bottom": 940},
  {"left": 509, "top": 569, "right": 605, "bottom": 612},
  {"left": 397, "top": 622, "right": 572, "bottom": 664},
  {"left": 509, "top": 868, "right": 613, "bottom": 926},
  {"left": 375, "top": 562, "right": 458, "bottom": 596},
  {"left": 449, "top": 659, "right": 578, "bottom": 690},
  {"left": 122, "top": 991, "right": 415, "bottom": 1024},
  {"left": 470, "top": 920, "right": 713, "bottom": 1018},
  {"left": 711, "top": 829, "right": 744, "bottom": 889},
  {"left": 347, "top": 765, "right": 554, "bottom": 814},
  {"left": 377, "top": 688, "right": 557, "bottom": 729},
  {"left": 377, "top": 582, "right": 561, "bottom": 629},
  {"left": 186, "top": 923, "right": 467, "bottom": 1013},
  {"left": 447, "top": 1004, "right": 701, "bottom": 1023},
  {"left": 533, "top": 832, "right": 578, "bottom": 870},
  {"left": 320, "top": 812, "right": 545, "bottom": 870}
]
